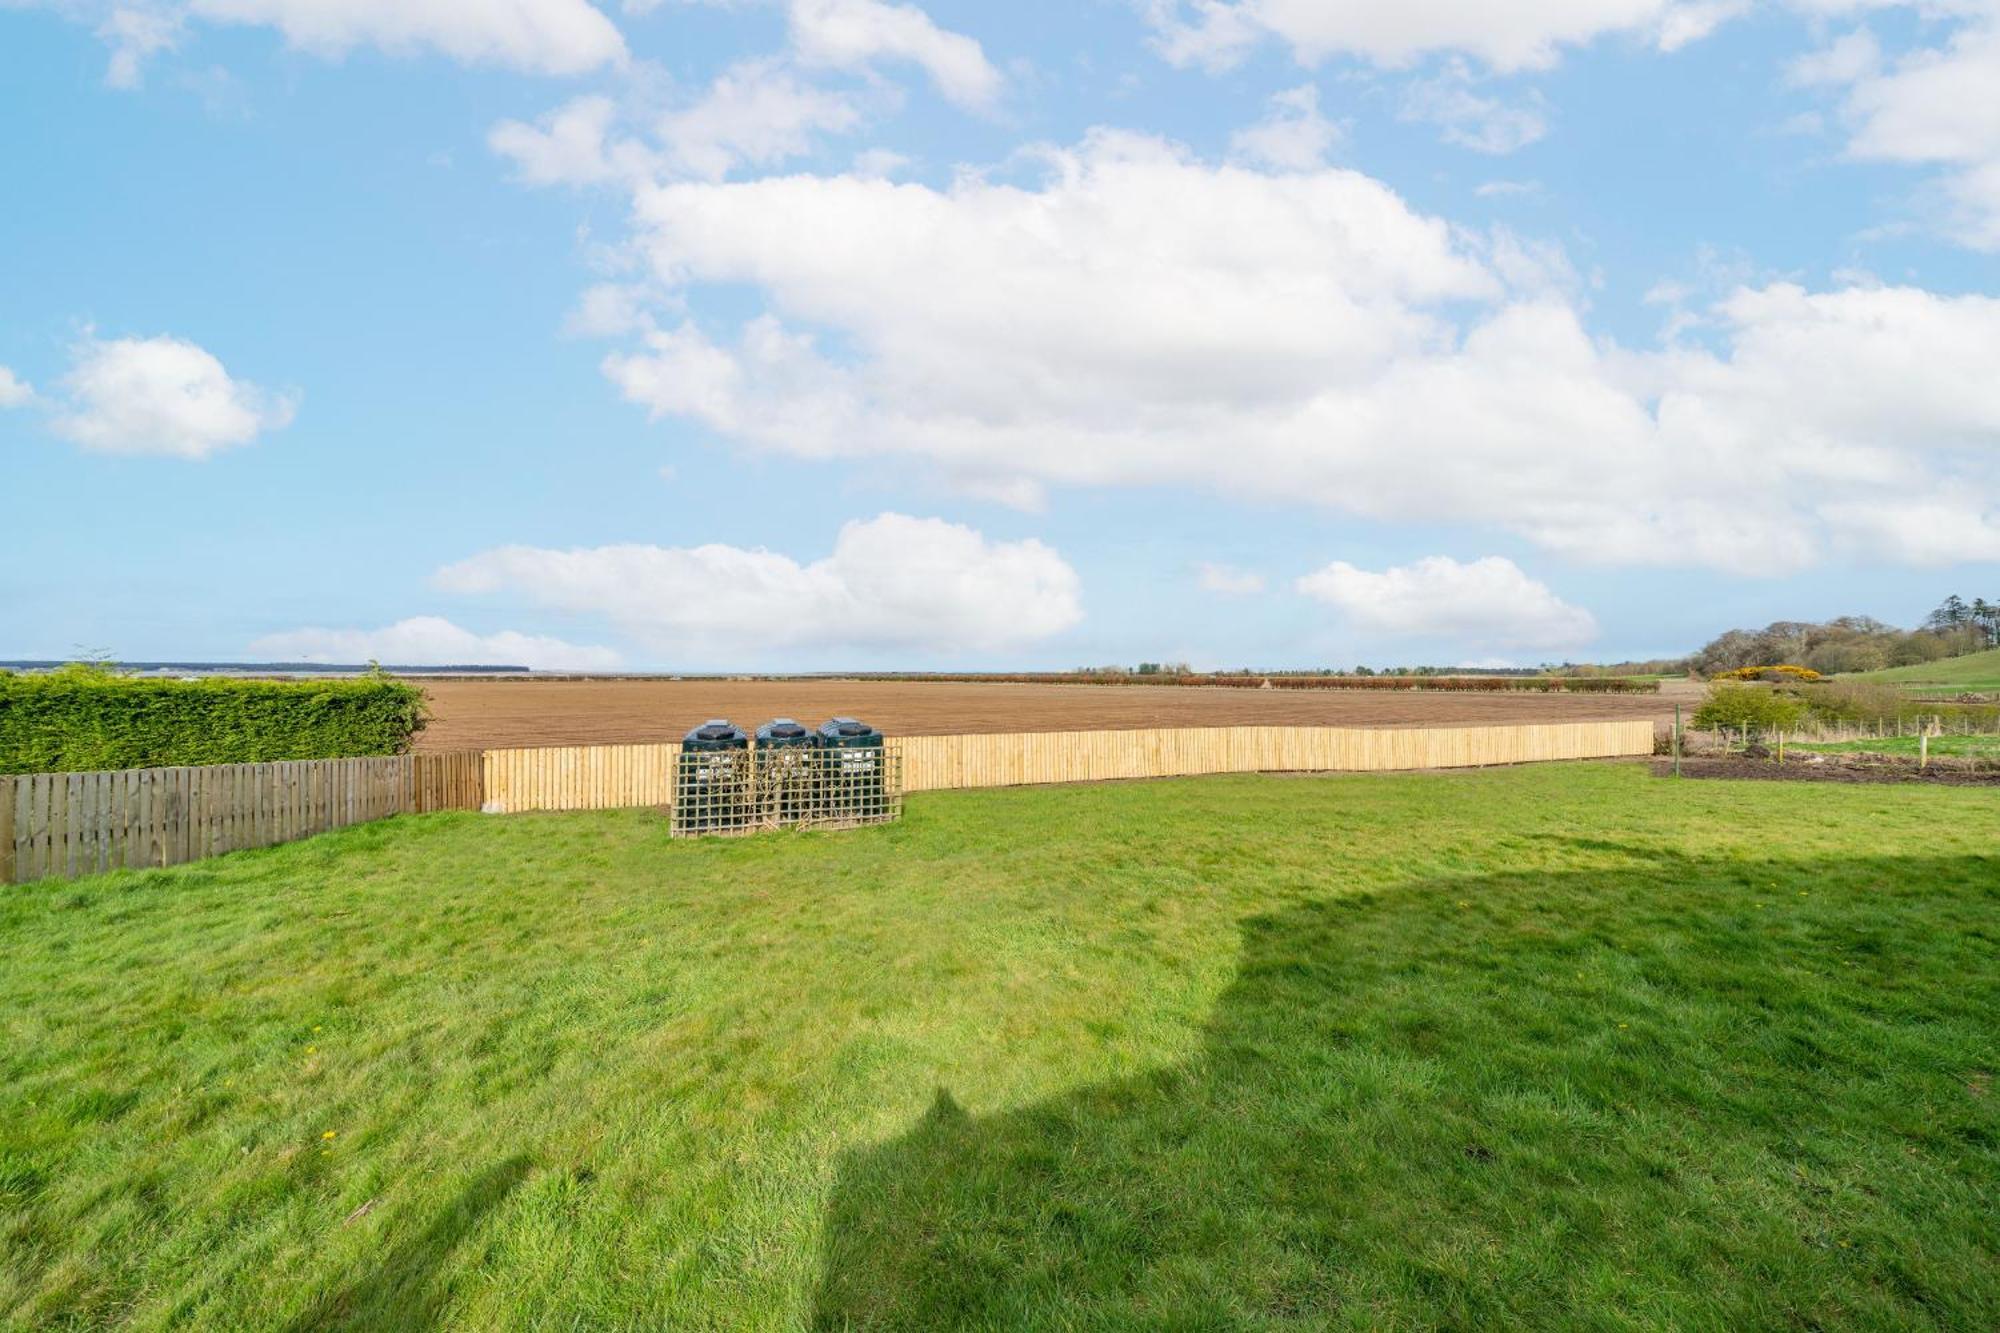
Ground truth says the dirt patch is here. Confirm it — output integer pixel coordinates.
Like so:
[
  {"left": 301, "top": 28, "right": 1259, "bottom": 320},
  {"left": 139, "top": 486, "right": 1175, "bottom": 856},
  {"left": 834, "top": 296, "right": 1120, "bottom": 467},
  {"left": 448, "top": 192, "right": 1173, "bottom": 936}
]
[
  {"left": 412, "top": 678, "right": 1679, "bottom": 752},
  {"left": 1652, "top": 756, "right": 2000, "bottom": 787}
]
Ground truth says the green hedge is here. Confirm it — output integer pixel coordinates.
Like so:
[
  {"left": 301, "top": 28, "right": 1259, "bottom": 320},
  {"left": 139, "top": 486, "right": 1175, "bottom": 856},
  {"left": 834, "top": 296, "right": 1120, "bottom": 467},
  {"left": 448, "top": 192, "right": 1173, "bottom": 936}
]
[{"left": 0, "top": 666, "right": 428, "bottom": 774}]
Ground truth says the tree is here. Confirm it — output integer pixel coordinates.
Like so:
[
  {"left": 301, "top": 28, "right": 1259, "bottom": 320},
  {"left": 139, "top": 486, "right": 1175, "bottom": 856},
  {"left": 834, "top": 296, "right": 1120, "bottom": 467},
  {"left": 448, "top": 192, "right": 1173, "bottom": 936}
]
[
  {"left": 1973, "top": 598, "right": 2000, "bottom": 647},
  {"left": 1926, "top": 595, "right": 1971, "bottom": 631}
]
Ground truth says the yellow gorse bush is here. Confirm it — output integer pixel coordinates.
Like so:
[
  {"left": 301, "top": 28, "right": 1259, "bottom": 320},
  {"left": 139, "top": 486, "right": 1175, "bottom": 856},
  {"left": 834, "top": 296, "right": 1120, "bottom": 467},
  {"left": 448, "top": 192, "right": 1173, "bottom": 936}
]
[{"left": 1711, "top": 664, "right": 1824, "bottom": 683}]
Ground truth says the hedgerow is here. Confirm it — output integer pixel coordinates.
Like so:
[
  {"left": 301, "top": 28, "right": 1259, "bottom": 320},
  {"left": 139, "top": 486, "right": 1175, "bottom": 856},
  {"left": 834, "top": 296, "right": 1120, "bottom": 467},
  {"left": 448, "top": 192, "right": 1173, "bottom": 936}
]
[{"left": 0, "top": 665, "right": 428, "bottom": 774}]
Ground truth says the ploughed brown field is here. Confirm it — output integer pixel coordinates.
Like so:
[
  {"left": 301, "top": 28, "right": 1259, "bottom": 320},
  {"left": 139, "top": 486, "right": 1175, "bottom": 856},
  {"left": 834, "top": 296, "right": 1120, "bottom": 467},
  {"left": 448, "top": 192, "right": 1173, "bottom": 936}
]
[{"left": 412, "top": 678, "right": 1692, "bottom": 751}]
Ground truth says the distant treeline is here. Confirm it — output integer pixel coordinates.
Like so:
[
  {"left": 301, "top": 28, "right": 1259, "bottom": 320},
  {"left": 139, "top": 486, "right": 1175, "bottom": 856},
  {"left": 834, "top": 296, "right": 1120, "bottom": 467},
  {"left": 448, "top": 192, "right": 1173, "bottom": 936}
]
[
  {"left": 1692, "top": 595, "right": 1998, "bottom": 677},
  {"left": 855, "top": 672, "right": 1659, "bottom": 694}
]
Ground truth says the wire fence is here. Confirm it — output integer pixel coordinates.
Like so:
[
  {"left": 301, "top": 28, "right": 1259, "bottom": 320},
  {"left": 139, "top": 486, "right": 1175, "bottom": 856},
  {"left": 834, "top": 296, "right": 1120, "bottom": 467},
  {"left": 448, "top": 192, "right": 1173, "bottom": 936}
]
[{"left": 670, "top": 745, "right": 904, "bottom": 838}]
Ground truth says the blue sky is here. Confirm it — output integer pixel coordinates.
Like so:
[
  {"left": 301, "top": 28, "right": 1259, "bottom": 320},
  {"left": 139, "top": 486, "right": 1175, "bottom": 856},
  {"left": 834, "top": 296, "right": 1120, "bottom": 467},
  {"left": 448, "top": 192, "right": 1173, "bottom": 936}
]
[{"left": 3, "top": 0, "right": 1997, "bottom": 672}]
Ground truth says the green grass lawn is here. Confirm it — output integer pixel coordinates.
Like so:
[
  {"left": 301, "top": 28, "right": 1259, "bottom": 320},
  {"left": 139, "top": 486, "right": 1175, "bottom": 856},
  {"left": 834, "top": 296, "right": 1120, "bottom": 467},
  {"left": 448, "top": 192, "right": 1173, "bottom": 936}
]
[
  {"left": 3, "top": 764, "right": 1996, "bottom": 1330},
  {"left": 1794, "top": 734, "right": 2000, "bottom": 759},
  {"left": 1849, "top": 645, "right": 2000, "bottom": 693}
]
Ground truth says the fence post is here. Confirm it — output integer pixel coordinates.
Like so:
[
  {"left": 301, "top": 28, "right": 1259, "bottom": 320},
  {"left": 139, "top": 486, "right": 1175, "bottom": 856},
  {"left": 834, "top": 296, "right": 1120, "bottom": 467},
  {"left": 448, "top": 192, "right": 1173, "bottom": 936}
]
[
  {"left": 0, "top": 776, "right": 14, "bottom": 885},
  {"left": 1672, "top": 705, "right": 1682, "bottom": 778}
]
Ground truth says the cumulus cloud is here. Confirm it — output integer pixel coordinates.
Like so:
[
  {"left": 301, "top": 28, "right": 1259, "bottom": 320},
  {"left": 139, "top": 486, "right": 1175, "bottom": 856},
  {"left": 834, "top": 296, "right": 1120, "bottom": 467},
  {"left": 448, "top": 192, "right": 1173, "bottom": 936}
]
[
  {"left": 38, "top": 0, "right": 628, "bottom": 84},
  {"left": 1791, "top": 7, "right": 2000, "bottom": 248},
  {"left": 488, "top": 95, "right": 633, "bottom": 186},
  {"left": 251, "top": 616, "right": 625, "bottom": 671},
  {"left": 490, "top": 0, "right": 991, "bottom": 188},
  {"left": 1228, "top": 84, "right": 1341, "bottom": 169},
  {"left": 50, "top": 334, "right": 295, "bottom": 459},
  {"left": 578, "top": 129, "right": 2000, "bottom": 573},
  {"left": 433, "top": 513, "right": 1082, "bottom": 661},
  {"left": 1296, "top": 555, "right": 1597, "bottom": 650},
  {"left": 1145, "top": 0, "right": 1741, "bottom": 73},
  {"left": 651, "top": 58, "right": 865, "bottom": 177},
  {"left": 786, "top": 0, "right": 1003, "bottom": 109},
  {"left": 1196, "top": 562, "right": 1266, "bottom": 595},
  {"left": 0, "top": 366, "right": 34, "bottom": 408}
]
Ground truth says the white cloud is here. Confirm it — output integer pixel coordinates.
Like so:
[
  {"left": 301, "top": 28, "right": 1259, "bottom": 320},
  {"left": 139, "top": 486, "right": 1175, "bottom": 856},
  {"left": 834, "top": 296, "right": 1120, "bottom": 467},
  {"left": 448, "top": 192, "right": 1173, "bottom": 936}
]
[
  {"left": 1817, "top": 496, "right": 2000, "bottom": 566},
  {"left": 1400, "top": 62, "right": 1549, "bottom": 154},
  {"left": 1146, "top": 0, "right": 1741, "bottom": 74},
  {"left": 1788, "top": 27, "right": 1881, "bottom": 88},
  {"left": 852, "top": 147, "right": 912, "bottom": 178},
  {"left": 98, "top": 5, "right": 185, "bottom": 88},
  {"left": 787, "top": 0, "right": 1002, "bottom": 109},
  {"left": 654, "top": 58, "right": 864, "bottom": 178},
  {"left": 491, "top": 62, "right": 864, "bottom": 186},
  {"left": 1229, "top": 84, "right": 1341, "bottom": 169},
  {"left": 1196, "top": 562, "right": 1266, "bottom": 595},
  {"left": 0, "top": 366, "right": 34, "bottom": 408},
  {"left": 50, "top": 334, "right": 295, "bottom": 459},
  {"left": 251, "top": 616, "right": 625, "bottom": 670},
  {"left": 433, "top": 513, "right": 1082, "bottom": 661},
  {"left": 190, "top": 0, "right": 626, "bottom": 73},
  {"left": 1792, "top": 8, "right": 2000, "bottom": 248},
  {"left": 489, "top": 95, "right": 632, "bottom": 186},
  {"left": 1296, "top": 555, "right": 1597, "bottom": 650},
  {"left": 39, "top": 0, "right": 628, "bottom": 84},
  {"left": 581, "top": 129, "right": 2000, "bottom": 573}
]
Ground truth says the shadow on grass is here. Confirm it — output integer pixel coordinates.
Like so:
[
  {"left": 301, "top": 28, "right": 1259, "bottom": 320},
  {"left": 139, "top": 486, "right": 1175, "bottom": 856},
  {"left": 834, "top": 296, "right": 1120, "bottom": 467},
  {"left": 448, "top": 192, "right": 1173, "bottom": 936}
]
[
  {"left": 812, "top": 854, "right": 1999, "bottom": 1329},
  {"left": 286, "top": 1156, "right": 532, "bottom": 1332}
]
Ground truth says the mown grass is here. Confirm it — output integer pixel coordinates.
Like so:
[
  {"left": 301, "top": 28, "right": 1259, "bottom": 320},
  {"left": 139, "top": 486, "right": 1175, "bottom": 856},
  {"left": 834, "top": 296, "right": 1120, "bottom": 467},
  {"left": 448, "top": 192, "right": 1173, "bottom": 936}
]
[
  {"left": 1794, "top": 734, "right": 2000, "bottom": 758},
  {"left": 2, "top": 764, "right": 1995, "bottom": 1330},
  {"left": 1850, "top": 646, "right": 2000, "bottom": 693}
]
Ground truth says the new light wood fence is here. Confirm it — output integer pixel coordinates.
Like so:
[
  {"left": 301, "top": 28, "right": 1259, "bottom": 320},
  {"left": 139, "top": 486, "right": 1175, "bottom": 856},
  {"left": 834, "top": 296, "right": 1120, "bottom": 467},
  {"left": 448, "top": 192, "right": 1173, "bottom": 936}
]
[
  {"left": 482, "top": 744, "right": 679, "bottom": 813},
  {"left": 3, "top": 722, "right": 1653, "bottom": 882},
  {"left": 0, "top": 752, "right": 481, "bottom": 884},
  {"left": 895, "top": 721, "right": 1653, "bottom": 792},
  {"left": 479, "top": 721, "right": 1654, "bottom": 812}
]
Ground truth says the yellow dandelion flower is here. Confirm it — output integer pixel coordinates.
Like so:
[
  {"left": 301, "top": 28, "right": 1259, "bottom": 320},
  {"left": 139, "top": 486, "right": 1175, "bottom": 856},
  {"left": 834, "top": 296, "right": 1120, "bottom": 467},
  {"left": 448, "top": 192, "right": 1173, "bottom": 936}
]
[{"left": 322, "top": 1130, "right": 338, "bottom": 1140}]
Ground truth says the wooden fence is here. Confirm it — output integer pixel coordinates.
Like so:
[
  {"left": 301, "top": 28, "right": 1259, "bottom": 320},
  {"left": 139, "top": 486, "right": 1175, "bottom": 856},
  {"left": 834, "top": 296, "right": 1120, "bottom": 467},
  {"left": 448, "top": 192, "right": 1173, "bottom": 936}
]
[
  {"left": 3, "top": 722, "right": 1653, "bottom": 882},
  {"left": 0, "top": 752, "right": 481, "bottom": 884},
  {"left": 479, "top": 721, "right": 1654, "bottom": 812},
  {"left": 895, "top": 721, "right": 1655, "bottom": 793},
  {"left": 482, "top": 744, "right": 678, "bottom": 814}
]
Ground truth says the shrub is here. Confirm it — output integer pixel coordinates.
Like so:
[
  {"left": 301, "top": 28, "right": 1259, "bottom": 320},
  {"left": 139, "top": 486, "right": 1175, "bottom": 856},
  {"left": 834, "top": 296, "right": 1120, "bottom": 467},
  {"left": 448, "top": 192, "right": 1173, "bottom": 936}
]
[
  {"left": 1711, "top": 664, "right": 1824, "bottom": 683},
  {"left": 1803, "top": 682, "right": 1913, "bottom": 725},
  {"left": 0, "top": 665, "right": 428, "bottom": 774},
  {"left": 1691, "top": 683, "right": 1809, "bottom": 732}
]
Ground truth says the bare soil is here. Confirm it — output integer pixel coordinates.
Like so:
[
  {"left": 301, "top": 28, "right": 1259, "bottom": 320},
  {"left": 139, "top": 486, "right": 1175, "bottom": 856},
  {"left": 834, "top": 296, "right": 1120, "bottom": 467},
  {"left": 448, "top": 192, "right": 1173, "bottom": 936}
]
[
  {"left": 1652, "top": 756, "right": 2000, "bottom": 786},
  {"left": 413, "top": 678, "right": 1685, "bottom": 751}
]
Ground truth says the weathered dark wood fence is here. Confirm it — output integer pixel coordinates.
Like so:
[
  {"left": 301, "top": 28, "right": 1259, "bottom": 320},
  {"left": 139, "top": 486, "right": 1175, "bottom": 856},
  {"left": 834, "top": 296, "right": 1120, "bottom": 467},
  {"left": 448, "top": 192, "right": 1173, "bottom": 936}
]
[{"left": 0, "top": 752, "right": 481, "bottom": 884}]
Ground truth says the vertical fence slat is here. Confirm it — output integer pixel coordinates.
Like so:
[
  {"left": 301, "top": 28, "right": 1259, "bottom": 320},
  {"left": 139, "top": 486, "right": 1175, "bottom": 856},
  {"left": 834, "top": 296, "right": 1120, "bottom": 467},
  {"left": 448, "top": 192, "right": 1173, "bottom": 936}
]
[{"left": 0, "top": 776, "right": 14, "bottom": 886}]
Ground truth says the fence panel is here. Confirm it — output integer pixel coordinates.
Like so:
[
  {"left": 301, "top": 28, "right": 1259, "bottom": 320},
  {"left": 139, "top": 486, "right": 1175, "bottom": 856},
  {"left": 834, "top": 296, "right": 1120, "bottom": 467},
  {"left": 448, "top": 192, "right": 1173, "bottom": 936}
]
[
  {"left": 481, "top": 743, "right": 680, "bottom": 814},
  {"left": 899, "top": 721, "right": 1653, "bottom": 793},
  {"left": 2, "top": 751, "right": 485, "bottom": 884}
]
